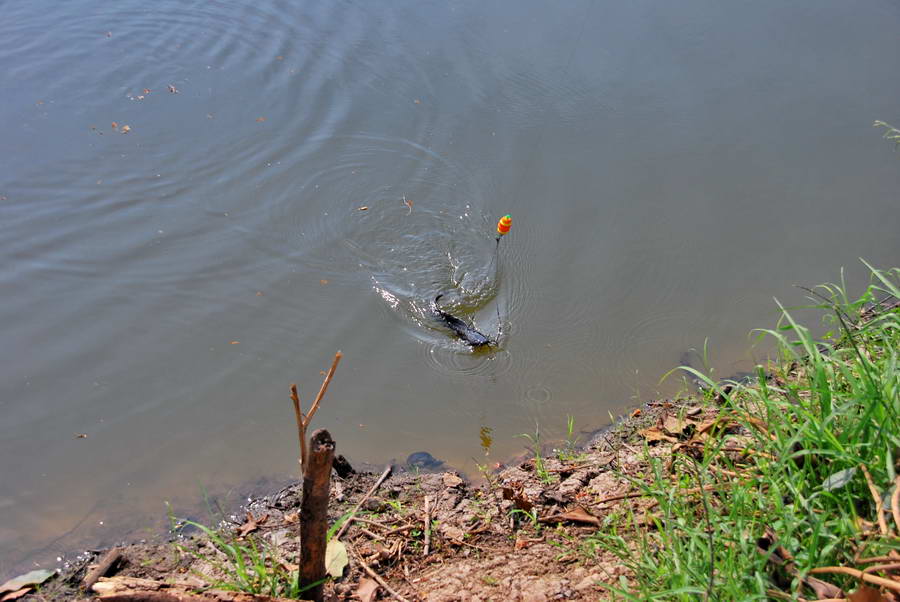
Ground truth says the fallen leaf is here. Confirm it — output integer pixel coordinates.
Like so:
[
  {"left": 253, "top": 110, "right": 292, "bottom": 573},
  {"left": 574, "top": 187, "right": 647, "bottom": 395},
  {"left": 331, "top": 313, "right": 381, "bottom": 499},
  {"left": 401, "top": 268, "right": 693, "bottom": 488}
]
[
  {"left": 279, "top": 560, "right": 299, "bottom": 572},
  {"left": 686, "top": 406, "right": 703, "bottom": 416},
  {"left": 356, "top": 578, "right": 379, "bottom": 602},
  {"left": 75, "top": 433, "right": 87, "bottom": 439},
  {"left": 639, "top": 426, "right": 677, "bottom": 444},
  {"left": 630, "top": 409, "right": 641, "bottom": 418},
  {"left": 501, "top": 485, "right": 533, "bottom": 513},
  {"left": 822, "top": 467, "right": 857, "bottom": 492},
  {"left": 0, "top": 587, "right": 32, "bottom": 601},
  {"left": 539, "top": 506, "right": 601, "bottom": 527},
  {"left": 442, "top": 473, "right": 463, "bottom": 488},
  {"left": 850, "top": 585, "right": 888, "bottom": 602},
  {"left": 661, "top": 414, "right": 694, "bottom": 439},
  {"left": 237, "top": 511, "right": 267, "bottom": 537},
  {"left": 283, "top": 512, "right": 298, "bottom": 524},
  {"left": 440, "top": 524, "right": 465, "bottom": 542},
  {"left": 0, "top": 569, "right": 54, "bottom": 594},
  {"left": 256, "top": 117, "right": 266, "bottom": 123},
  {"left": 324, "top": 539, "right": 348, "bottom": 579}
]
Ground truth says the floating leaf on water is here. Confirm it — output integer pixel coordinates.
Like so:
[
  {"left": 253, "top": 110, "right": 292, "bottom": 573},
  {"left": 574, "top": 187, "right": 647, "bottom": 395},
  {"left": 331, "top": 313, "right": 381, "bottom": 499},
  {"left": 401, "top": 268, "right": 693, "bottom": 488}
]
[
  {"left": 357, "top": 206, "right": 368, "bottom": 211},
  {"left": 324, "top": 539, "right": 348, "bottom": 579},
  {"left": 256, "top": 117, "right": 266, "bottom": 123},
  {"left": 111, "top": 122, "right": 118, "bottom": 129},
  {"left": 229, "top": 341, "right": 240, "bottom": 345},
  {"left": 822, "top": 466, "right": 857, "bottom": 491},
  {"left": 74, "top": 433, "right": 87, "bottom": 439},
  {"left": 319, "top": 279, "right": 328, "bottom": 285},
  {"left": 120, "top": 125, "right": 131, "bottom": 134}
]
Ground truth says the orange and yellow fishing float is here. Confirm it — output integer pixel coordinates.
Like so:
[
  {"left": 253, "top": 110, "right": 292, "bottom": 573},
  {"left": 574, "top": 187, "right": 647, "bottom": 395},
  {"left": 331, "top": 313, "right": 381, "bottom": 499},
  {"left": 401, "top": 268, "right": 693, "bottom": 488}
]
[{"left": 496, "top": 214, "right": 512, "bottom": 240}]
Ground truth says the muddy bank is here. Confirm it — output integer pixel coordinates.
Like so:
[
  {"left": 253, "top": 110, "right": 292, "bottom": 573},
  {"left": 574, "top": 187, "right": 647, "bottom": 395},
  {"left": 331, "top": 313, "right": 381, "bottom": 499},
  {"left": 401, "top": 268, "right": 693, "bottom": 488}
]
[{"left": 16, "top": 397, "right": 705, "bottom": 601}]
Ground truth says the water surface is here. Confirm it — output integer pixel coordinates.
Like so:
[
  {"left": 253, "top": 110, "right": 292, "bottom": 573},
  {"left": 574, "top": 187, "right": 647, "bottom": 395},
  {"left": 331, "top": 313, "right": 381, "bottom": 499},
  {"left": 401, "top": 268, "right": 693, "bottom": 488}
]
[{"left": 2, "top": 0, "right": 900, "bottom": 577}]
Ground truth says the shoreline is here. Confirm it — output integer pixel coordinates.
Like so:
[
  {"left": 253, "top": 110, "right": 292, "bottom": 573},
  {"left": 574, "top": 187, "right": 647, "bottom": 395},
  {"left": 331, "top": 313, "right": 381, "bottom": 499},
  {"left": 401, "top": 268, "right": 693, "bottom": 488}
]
[{"left": 6, "top": 264, "right": 899, "bottom": 601}]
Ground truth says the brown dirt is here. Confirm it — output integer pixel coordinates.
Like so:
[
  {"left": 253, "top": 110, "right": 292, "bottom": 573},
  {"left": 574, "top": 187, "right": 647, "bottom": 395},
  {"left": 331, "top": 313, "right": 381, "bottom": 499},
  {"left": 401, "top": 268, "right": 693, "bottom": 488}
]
[{"left": 23, "top": 397, "right": 718, "bottom": 601}]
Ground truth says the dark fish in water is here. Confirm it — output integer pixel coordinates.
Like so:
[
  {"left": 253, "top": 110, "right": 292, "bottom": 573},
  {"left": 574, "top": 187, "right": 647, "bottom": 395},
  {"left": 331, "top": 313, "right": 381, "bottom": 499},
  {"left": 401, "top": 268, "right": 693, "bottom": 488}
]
[{"left": 433, "top": 294, "right": 493, "bottom": 347}]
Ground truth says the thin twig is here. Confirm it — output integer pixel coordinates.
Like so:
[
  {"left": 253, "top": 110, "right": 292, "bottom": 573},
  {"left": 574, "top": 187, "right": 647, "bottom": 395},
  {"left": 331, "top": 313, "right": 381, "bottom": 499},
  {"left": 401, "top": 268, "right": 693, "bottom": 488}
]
[
  {"left": 423, "top": 495, "right": 432, "bottom": 557},
  {"left": 809, "top": 566, "right": 900, "bottom": 592},
  {"left": 335, "top": 464, "right": 392, "bottom": 540},
  {"left": 304, "top": 351, "right": 343, "bottom": 431},
  {"left": 291, "top": 351, "right": 342, "bottom": 474},
  {"left": 863, "top": 562, "right": 900, "bottom": 574},
  {"left": 351, "top": 517, "right": 400, "bottom": 530},
  {"left": 892, "top": 475, "right": 900, "bottom": 536},
  {"left": 349, "top": 544, "right": 411, "bottom": 602},
  {"left": 860, "top": 464, "right": 889, "bottom": 536},
  {"left": 289, "top": 384, "right": 307, "bottom": 477},
  {"left": 858, "top": 556, "right": 900, "bottom": 564},
  {"left": 358, "top": 527, "right": 385, "bottom": 542},
  {"left": 383, "top": 524, "right": 417, "bottom": 537}
]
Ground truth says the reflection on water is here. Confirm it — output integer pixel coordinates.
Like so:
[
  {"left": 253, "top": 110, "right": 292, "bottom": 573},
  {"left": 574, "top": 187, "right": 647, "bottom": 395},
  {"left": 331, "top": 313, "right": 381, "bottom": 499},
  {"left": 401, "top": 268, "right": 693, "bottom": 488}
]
[{"left": 2, "top": 0, "right": 900, "bottom": 578}]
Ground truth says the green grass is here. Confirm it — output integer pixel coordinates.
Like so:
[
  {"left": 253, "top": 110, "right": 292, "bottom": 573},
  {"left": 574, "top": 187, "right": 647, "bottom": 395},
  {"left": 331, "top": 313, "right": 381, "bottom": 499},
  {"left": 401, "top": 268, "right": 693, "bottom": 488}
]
[
  {"left": 168, "top": 509, "right": 353, "bottom": 597},
  {"left": 556, "top": 415, "right": 589, "bottom": 463},
  {"left": 173, "top": 519, "right": 308, "bottom": 598},
  {"left": 518, "top": 426, "right": 556, "bottom": 485},
  {"left": 590, "top": 262, "right": 900, "bottom": 600}
]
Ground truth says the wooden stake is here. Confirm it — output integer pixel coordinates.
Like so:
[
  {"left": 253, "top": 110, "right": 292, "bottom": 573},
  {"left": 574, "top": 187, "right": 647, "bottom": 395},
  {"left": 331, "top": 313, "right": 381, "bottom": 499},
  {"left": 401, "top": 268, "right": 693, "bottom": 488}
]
[{"left": 300, "top": 429, "right": 336, "bottom": 602}]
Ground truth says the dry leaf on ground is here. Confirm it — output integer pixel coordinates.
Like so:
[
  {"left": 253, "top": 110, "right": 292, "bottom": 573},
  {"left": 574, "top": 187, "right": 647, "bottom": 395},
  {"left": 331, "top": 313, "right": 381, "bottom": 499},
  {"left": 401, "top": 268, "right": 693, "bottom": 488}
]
[{"left": 355, "top": 578, "right": 379, "bottom": 602}]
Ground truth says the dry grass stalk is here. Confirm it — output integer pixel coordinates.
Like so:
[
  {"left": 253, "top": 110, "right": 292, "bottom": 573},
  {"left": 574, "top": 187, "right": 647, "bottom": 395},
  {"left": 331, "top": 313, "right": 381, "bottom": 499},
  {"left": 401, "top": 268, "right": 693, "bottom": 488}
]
[
  {"left": 809, "top": 566, "right": 900, "bottom": 592},
  {"left": 860, "top": 464, "right": 889, "bottom": 536},
  {"left": 335, "top": 464, "right": 393, "bottom": 541},
  {"left": 349, "top": 544, "right": 411, "bottom": 602}
]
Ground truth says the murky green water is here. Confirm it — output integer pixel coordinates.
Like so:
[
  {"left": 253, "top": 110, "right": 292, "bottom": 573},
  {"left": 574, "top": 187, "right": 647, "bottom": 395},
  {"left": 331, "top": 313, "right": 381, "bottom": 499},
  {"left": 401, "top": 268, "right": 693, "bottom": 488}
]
[{"left": 2, "top": 0, "right": 900, "bottom": 577}]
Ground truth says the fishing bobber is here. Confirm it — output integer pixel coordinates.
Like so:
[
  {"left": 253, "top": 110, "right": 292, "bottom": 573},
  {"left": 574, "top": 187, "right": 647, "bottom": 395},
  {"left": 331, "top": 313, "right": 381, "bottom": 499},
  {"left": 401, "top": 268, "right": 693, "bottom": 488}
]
[{"left": 496, "top": 214, "right": 512, "bottom": 239}]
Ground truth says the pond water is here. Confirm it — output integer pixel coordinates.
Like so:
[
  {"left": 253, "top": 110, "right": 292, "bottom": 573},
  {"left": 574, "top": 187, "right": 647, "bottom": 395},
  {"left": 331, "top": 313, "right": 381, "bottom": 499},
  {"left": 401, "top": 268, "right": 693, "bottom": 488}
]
[{"left": 2, "top": 0, "right": 900, "bottom": 577}]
